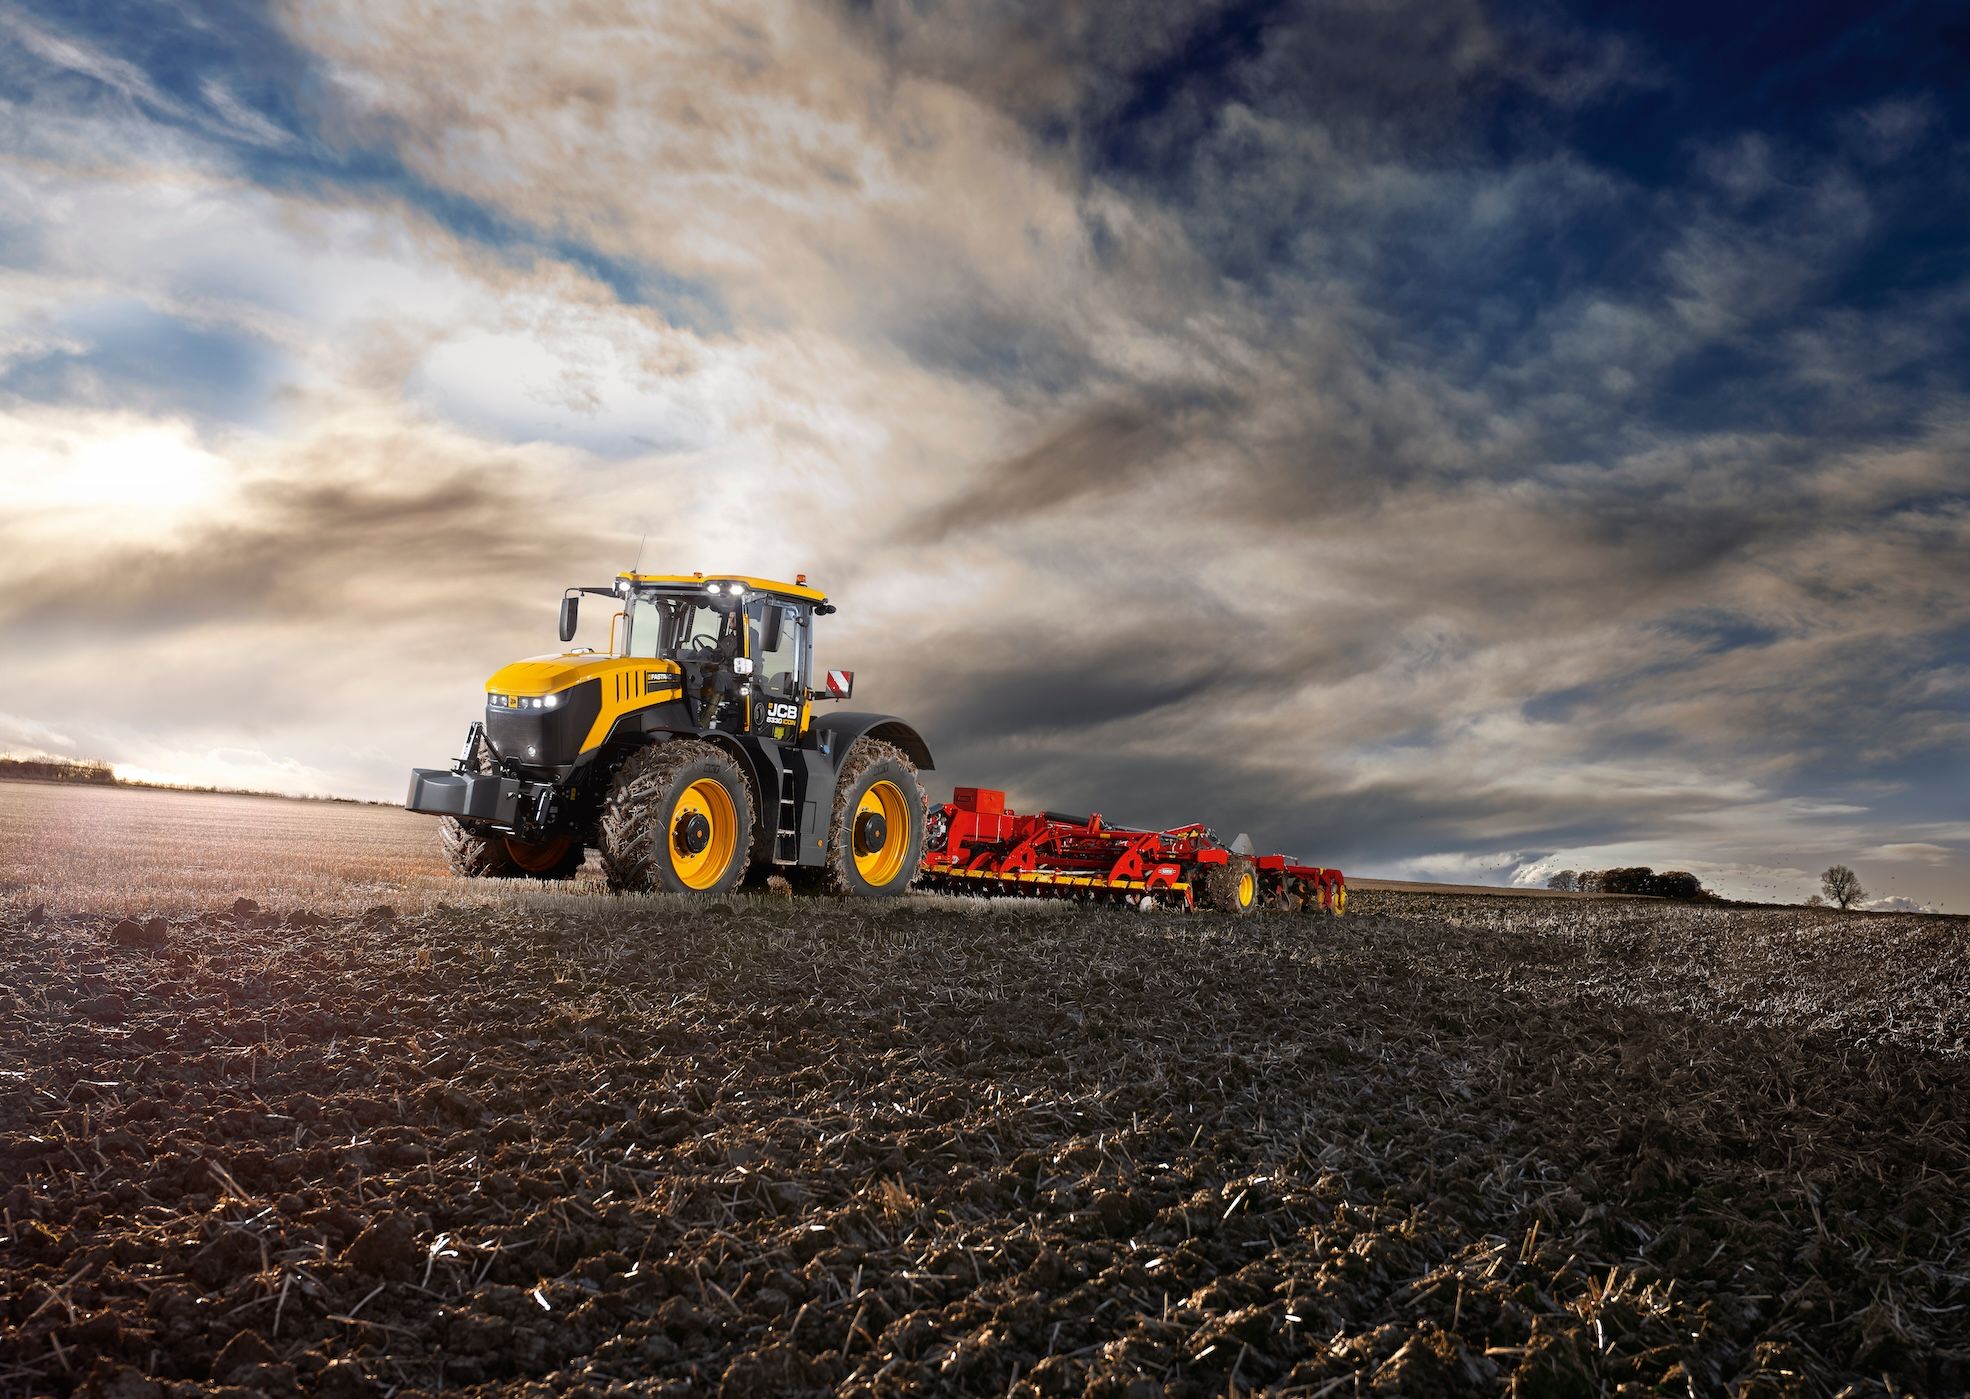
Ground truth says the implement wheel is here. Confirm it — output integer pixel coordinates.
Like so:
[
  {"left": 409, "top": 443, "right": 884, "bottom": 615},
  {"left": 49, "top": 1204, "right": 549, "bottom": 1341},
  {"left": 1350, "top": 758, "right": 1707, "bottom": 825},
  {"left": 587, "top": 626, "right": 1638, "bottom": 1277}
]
[
  {"left": 825, "top": 739, "right": 928, "bottom": 897},
  {"left": 599, "top": 741, "right": 754, "bottom": 895},
  {"left": 1199, "top": 855, "right": 1258, "bottom": 915}
]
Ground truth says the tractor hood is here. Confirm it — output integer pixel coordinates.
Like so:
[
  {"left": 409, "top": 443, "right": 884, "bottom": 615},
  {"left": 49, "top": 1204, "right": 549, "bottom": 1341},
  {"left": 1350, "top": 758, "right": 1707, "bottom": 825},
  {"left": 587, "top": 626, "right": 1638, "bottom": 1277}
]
[{"left": 486, "top": 652, "right": 682, "bottom": 698}]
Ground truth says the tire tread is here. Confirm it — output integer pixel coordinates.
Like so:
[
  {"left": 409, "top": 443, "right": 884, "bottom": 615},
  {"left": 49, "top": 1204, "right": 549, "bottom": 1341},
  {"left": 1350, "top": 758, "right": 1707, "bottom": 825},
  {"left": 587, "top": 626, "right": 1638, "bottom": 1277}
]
[
  {"left": 823, "top": 739, "right": 929, "bottom": 897},
  {"left": 597, "top": 740, "right": 753, "bottom": 894}
]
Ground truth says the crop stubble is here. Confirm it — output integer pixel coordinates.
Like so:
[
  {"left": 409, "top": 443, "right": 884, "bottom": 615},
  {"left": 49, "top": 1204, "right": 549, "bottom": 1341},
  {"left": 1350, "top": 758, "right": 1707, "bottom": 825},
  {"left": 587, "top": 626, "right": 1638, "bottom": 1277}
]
[{"left": 1, "top": 787, "right": 1967, "bottom": 1396}]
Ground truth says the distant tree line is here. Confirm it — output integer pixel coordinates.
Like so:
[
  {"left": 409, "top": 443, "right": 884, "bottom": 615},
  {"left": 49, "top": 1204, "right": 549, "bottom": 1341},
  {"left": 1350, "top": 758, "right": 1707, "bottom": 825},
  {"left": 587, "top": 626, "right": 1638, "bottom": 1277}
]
[
  {"left": 1546, "top": 867, "right": 1711, "bottom": 899},
  {"left": 0, "top": 756, "right": 116, "bottom": 785}
]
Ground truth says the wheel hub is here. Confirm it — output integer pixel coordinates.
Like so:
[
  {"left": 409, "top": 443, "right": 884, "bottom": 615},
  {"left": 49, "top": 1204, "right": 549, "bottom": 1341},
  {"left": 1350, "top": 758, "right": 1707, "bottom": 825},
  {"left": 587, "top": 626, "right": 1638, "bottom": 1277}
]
[
  {"left": 674, "top": 810, "right": 712, "bottom": 856},
  {"left": 854, "top": 810, "right": 888, "bottom": 855}
]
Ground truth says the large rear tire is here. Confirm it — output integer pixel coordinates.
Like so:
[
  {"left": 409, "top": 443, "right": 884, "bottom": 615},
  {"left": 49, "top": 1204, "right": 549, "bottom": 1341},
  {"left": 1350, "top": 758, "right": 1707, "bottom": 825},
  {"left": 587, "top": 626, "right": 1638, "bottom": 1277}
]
[
  {"left": 824, "top": 739, "right": 928, "bottom": 898},
  {"left": 598, "top": 741, "right": 755, "bottom": 895}
]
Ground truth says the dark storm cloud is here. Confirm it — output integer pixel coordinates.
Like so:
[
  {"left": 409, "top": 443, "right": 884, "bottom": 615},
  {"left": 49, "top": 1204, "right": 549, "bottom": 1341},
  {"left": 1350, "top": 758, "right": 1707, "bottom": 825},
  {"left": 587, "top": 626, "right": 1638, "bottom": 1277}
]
[
  {"left": 913, "top": 615, "right": 1391, "bottom": 744},
  {"left": 909, "top": 392, "right": 1231, "bottom": 540},
  {"left": 921, "top": 723, "right": 1708, "bottom": 872},
  {"left": 0, "top": 446, "right": 615, "bottom": 644}
]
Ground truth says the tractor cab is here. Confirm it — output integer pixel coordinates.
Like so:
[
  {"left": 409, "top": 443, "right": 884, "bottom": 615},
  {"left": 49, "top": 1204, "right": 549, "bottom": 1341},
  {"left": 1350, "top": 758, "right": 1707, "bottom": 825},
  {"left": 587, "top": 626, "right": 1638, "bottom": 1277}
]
[{"left": 565, "top": 572, "right": 849, "bottom": 742}]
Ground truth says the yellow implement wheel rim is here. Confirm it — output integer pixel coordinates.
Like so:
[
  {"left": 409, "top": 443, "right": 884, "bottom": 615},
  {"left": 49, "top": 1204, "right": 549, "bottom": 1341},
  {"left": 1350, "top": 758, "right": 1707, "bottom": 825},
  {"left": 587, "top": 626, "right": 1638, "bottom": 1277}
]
[
  {"left": 1237, "top": 870, "right": 1255, "bottom": 909},
  {"left": 505, "top": 833, "right": 574, "bottom": 875},
  {"left": 670, "top": 778, "right": 739, "bottom": 891},
  {"left": 853, "top": 780, "right": 911, "bottom": 888},
  {"left": 1331, "top": 883, "right": 1348, "bottom": 916}
]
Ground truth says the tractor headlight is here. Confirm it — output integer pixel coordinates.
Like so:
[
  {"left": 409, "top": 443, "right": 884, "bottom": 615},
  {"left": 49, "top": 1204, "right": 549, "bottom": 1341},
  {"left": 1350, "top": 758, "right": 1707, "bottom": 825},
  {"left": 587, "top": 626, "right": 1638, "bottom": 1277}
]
[{"left": 491, "top": 691, "right": 565, "bottom": 710}]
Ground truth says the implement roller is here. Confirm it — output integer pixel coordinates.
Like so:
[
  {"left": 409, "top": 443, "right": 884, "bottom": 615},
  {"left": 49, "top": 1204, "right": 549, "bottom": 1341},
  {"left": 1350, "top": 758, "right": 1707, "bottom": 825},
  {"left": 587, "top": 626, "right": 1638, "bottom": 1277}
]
[{"left": 919, "top": 787, "right": 1346, "bottom": 915}]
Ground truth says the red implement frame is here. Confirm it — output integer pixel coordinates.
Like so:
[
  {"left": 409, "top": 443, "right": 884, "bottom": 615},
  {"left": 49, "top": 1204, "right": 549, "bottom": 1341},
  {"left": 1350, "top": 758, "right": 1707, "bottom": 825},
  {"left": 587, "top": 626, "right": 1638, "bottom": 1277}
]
[{"left": 918, "top": 787, "right": 1346, "bottom": 913}]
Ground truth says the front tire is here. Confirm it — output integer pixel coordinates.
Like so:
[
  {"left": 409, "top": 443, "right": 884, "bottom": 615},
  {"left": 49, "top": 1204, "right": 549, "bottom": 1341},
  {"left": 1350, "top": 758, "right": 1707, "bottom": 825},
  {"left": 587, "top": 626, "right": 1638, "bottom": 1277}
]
[
  {"left": 598, "top": 741, "right": 754, "bottom": 894},
  {"left": 824, "top": 739, "right": 928, "bottom": 897},
  {"left": 440, "top": 817, "right": 519, "bottom": 878},
  {"left": 439, "top": 819, "right": 586, "bottom": 880}
]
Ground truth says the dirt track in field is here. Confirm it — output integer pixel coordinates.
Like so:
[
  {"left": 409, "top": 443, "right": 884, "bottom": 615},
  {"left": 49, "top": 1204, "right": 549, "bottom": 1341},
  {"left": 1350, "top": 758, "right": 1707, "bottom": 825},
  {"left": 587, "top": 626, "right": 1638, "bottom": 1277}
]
[{"left": 4, "top": 863, "right": 1968, "bottom": 1398}]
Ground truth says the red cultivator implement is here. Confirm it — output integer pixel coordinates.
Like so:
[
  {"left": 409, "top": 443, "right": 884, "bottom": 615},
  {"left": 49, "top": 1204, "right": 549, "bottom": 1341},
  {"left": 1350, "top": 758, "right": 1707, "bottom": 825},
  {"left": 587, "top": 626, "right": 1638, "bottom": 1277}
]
[{"left": 918, "top": 788, "right": 1346, "bottom": 915}]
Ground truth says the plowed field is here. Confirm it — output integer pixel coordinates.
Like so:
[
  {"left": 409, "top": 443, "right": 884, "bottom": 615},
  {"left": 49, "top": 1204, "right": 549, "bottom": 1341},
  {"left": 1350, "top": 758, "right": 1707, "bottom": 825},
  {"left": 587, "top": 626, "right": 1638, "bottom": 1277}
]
[{"left": 2, "top": 784, "right": 1967, "bottom": 1397}]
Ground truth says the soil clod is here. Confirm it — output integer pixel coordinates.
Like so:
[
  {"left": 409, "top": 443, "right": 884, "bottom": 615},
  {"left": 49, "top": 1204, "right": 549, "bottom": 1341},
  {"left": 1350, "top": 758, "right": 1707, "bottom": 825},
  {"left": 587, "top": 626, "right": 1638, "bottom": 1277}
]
[{"left": 341, "top": 1212, "right": 419, "bottom": 1279}]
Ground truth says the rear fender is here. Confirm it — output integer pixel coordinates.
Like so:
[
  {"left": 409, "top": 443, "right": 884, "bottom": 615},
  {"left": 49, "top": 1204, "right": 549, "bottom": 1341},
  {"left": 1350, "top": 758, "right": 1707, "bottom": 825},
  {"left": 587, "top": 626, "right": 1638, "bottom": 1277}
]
[
  {"left": 809, "top": 712, "right": 935, "bottom": 772},
  {"left": 602, "top": 730, "right": 779, "bottom": 852}
]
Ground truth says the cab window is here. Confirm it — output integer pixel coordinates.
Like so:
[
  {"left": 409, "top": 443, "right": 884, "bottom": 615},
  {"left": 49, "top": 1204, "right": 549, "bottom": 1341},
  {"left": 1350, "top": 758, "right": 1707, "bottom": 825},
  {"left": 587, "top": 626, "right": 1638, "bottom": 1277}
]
[
  {"left": 750, "top": 601, "right": 802, "bottom": 697},
  {"left": 624, "top": 598, "right": 667, "bottom": 659},
  {"left": 625, "top": 597, "right": 739, "bottom": 660}
]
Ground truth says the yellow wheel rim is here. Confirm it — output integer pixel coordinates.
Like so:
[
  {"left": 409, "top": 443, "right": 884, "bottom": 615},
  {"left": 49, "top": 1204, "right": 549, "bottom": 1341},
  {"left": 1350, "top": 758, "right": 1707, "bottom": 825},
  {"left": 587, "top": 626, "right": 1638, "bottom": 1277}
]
[
  {"left": 1331, "top": 883, "right": 1348, "bottom": 916},
  {"left": 670, "top": 778, "right": 739, "bottom": 891},
  {"left": 1237, "top": 870, "right": 1255, "bottom": 909},
  {"left": 852, "top": 780, "right": 910, "bottom": 888}
]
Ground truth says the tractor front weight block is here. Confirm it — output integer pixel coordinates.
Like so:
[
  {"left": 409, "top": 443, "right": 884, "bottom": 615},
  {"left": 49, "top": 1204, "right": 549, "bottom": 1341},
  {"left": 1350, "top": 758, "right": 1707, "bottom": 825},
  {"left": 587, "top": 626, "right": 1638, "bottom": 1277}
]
[{"left": 406, "top": 766, "right": 544, "bottom": 830}]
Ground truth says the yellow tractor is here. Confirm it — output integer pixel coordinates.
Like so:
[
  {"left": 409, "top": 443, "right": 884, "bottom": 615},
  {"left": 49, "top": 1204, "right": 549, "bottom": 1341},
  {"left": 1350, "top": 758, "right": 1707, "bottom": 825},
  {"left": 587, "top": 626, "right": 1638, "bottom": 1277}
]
[{"left": 406, "top": 571, "right": 933, "bottom": 896}]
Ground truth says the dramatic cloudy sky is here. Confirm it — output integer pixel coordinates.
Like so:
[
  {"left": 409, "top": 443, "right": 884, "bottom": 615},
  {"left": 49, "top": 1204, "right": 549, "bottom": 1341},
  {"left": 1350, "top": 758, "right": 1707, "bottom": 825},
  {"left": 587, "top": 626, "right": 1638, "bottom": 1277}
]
[{"left": 2, "top": 0, "right": 1966, "bottom": 908}]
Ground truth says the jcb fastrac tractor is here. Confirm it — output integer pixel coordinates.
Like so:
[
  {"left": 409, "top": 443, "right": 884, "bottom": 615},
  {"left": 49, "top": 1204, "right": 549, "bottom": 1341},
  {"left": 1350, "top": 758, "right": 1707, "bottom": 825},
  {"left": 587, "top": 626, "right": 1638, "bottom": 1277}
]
[{"left": 406, "top": 571, "right": 933, "bottom": 896}]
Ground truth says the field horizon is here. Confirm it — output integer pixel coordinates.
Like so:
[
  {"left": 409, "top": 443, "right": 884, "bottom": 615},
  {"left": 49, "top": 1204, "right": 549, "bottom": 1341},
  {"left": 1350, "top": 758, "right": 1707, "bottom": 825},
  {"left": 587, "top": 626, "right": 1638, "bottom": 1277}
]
[{"left": 2, "top": 780, "right": 1908, "bottom": 922}]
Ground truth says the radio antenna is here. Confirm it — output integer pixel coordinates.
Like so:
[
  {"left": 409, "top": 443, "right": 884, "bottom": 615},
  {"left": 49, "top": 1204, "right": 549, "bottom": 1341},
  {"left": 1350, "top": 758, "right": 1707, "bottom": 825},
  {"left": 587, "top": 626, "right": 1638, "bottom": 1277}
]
[{"left": 632, "top": 529, "right": 648, "bottom": 576}]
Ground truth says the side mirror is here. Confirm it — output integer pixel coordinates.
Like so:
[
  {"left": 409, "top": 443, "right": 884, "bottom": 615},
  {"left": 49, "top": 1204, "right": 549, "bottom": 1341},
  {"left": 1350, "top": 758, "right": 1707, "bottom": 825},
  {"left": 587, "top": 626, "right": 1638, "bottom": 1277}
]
[
  {"left": 760, "top": 604, "right": 785, "bottom": 655},
  {"left": 558, "top": 592, "right": 579, "bottom": 643}
]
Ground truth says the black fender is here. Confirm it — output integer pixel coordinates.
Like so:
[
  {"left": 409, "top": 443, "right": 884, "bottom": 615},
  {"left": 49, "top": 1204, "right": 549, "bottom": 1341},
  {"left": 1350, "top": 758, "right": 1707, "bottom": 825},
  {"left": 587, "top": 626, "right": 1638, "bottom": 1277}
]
[
  {"left": 712, "top": 734, "right": 787, "bottom": 843},
  {"left": 809, "top": 712, "right": 935, "bottom": 772}
]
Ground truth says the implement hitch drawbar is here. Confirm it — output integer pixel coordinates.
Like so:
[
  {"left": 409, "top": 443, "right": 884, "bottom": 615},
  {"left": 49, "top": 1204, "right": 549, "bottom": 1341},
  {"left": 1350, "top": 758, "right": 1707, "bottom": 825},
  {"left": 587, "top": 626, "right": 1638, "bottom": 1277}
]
[{"left": 917, "top": 788, "right": 1345, "bottom": 914}]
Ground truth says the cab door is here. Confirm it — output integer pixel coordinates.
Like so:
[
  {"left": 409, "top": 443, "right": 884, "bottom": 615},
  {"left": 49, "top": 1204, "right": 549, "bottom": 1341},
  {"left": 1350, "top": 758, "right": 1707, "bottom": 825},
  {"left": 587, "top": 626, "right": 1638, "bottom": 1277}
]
[{"left": 747, "top": 599, "right": 809, "bottom": 743}]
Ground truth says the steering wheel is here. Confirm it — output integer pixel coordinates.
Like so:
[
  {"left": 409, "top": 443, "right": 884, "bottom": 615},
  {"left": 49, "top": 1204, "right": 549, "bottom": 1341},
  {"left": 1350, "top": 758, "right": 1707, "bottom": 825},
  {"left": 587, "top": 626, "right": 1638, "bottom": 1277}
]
[{"left": 686, "top": 631, "right": 721, "bottom": 652}]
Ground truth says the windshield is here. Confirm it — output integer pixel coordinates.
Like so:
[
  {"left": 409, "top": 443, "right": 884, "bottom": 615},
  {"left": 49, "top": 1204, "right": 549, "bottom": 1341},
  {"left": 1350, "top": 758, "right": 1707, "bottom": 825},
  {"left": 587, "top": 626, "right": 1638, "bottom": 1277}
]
[{"left": 624, "top": 593, "right": 742, "bottom": 661}]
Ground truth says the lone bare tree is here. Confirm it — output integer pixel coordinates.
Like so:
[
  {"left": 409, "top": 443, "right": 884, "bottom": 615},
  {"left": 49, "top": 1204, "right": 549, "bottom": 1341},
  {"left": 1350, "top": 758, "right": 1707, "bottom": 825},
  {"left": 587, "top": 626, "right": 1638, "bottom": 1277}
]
[
  {"left": 1820, "top": 865, "right": 1866, "bottom": 910},
  {"left": 1546, "top": 870, "right": 1579, "bottom": 892},
  {"left": 1805, "top": 893, "right": 1825, "bottom": 908}
]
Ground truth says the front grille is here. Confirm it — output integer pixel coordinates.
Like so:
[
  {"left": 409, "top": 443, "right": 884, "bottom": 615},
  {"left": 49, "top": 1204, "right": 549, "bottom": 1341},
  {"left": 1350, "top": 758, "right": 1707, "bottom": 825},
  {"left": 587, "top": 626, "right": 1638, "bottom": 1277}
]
[{"left": 485, "top": 679, "right": 601, "bottom": 770}]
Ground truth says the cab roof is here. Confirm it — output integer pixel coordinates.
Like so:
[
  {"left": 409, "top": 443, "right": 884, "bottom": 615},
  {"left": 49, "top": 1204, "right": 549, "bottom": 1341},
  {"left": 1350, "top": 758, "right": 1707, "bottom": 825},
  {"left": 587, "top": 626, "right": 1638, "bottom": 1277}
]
[{"left": 616, "top": 571, "right": 828, "bottom": 604}]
